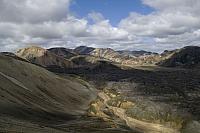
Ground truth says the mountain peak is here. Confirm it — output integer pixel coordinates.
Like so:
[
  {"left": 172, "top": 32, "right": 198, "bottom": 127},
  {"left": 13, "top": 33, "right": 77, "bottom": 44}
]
[
  {"left": 16, "top": 46, "right": 47, "bottom": 58},
  {"left": 25, "top": 45, "right": 46, "bottom": 51}
]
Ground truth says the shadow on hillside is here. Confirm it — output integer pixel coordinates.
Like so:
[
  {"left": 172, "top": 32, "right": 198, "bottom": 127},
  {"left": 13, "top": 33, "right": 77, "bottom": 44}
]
[
  {"left": 0, "top": 104, "right": 76, "bottom": 125},
  {"left": 47, "top": 63, "right": 200, "bottom": 120}
]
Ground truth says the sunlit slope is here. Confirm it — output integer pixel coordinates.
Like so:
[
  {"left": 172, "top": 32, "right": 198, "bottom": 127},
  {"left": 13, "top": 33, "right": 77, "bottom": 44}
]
[
  {"left": 0, "top": 55, "right": 96, "bottom": 121},
  {"left": 16, "top": 46, "right": 75, "bottom": 68}
]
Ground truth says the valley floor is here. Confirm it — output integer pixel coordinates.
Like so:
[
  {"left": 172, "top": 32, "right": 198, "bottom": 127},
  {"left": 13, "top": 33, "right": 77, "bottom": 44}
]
[
  {"left": 98, "top": 91, "right": 179, "bottom": 133},
  {"left": 66, "top": 65, "right": 200, "bottom": 133},
  {"left": 1, "top": 61, "right": 200, "bottom": 132}
]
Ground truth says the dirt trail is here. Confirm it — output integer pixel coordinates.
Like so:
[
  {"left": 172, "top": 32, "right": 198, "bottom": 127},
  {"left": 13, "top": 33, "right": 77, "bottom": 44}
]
[{"left": 98, "top": 92, "right": 180, "bottom": 133}]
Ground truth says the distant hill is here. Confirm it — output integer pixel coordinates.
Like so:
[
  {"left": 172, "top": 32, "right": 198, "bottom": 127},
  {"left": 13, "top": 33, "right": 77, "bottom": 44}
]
[
  {"left": 90, "top": 48, "right": 119, "bottom": 57},
  {"left": 16, "top": 46, "right": 75, "bottom": 68},
  {"left": 0, "top": 55, "right": 96, "bottom": 128},
  {"left": 73, "top": 46, "right": 161, "bottom": 66},
  {"left": 48, "top": 47, "right": 77, "bottom": 59},
  {"left": 74, "top": 46, "right": 95, "bottom": 55},
  {"left": 117, "top": 50, "right": 158, "bottom": 57},
  {"left": 15, "top": 45, "right": 200, "bottom": 68},
  {"left": 15, "top": 45, "right": 161, "bottom": 67},
  {"left": 70, "top": 55, "right": 102, "bottom": 67},
  {"left": 158, "top": 46, "right": 200, "bottom": 68}
]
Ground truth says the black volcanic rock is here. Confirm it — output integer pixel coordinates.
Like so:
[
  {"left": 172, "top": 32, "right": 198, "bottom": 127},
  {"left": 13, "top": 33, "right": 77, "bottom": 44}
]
[
  {"left": 158, "top": 46, "right": 200, "bottom": 68},
  {"left": 74, "top": 46, "right": 95, "bottom": 55},
  {"left": 48, "top": 47, "right": 77, "bottom": 59}
]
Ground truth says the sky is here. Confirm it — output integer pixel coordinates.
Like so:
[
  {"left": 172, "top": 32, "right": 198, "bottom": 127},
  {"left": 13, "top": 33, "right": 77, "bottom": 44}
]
[
  {"left": 70, "top": 0, "right": 154, "bottom": 26},
  {"left": 0, "top": 0, "right": 200, "bottom": 52}
]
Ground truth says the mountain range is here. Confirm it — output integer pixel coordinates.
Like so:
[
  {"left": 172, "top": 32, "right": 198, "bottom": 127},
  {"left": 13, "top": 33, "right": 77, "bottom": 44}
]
[
  {"left": 12, "top": 45, "right": 200, "bottom": 69},
  {"left": 1, "top": 45, "right": 200, "bottom": 132}
]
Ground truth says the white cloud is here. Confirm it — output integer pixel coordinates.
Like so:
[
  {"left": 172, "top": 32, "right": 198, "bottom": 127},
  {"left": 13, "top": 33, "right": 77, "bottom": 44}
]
[
  {"left": 88, "top": 20, "right": 129, "bottom": 40},
  {"left": 0, "top": 0, "right": 200, "bottom": 52},
  {"left": 0, "top": 0, "right": 71, "bottom": 23},
  {"left": 142, "top": 0, "right": 200, "bottom": 13},
  {"left": 119, "top": 0, "right": 200, "bottom": 52},
  {"left": 22, "top": 17, "right": 88, "bottom": 39},
  {"left": 119, "top": 12, "right": 200, "bottom": 37},
  {"left": 0, "top": 0, "right": 133, "bottom": 52},
  {"left": 88, "top": 12, "right": 105, "bottom": 23}
]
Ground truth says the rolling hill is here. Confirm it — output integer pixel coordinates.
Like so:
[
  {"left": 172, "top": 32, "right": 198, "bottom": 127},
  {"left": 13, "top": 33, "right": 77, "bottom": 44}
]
[
  {"left": 158, "top": 46, "right": 200, "bottom": 68},
  {"left": 0, "top": 54, "right": 96, "bottom": 132},
  {"left": 0, "top": 52, "right": 29, "bottom": 62}
]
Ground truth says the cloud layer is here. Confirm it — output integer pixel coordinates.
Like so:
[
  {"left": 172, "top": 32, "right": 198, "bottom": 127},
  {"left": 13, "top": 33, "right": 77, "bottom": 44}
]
[
  {"left": 0, "top": 0, "right": 200, "bottom": 52},
  {"left": 119, "top": 0, "right": 200, "bottom": 52}
]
